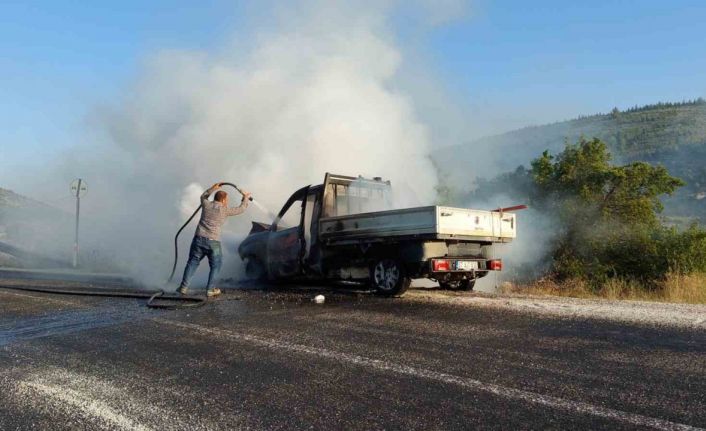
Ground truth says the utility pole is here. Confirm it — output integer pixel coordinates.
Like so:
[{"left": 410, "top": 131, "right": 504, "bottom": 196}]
[{"left": 70, "top": 179, "right": 87, "bottom": 268}]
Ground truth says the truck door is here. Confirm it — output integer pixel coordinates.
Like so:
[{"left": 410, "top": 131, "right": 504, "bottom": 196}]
[
  {"left": 268, "top": 186, "right": 309, "bottom": 278},
  {"left": 302, "top": 188, "right": 323, "bottom": 273}
]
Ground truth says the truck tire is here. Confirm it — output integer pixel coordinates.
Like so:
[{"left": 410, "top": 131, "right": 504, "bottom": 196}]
[
  {"left": 457, "top": 279, "right": 475, "bottom": 291},
  {"left": 439, "top": 281, "right": 458, "bottom": 290},
  {"left": 371, "top": 259, "right": 411, "bottom": 296},
  {"left": 440, "top": 279, "right": 476, "bottom": 291},
  {"left": 244, "top": 257, "right": 266, "bottom": 281}
]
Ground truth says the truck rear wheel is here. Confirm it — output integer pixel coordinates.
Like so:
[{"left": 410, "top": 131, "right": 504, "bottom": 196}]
[
  {"left": 439, "top": 281, "right": 458, "bottom": 290},
  {"left": 457, "top": 279, "right": 475, "bottom": 291},
  {"left": 440, "top": 279, "right": 476, "bottom": 291},
  {"left": 371, "top": 259, "right": 411, "bottom": 296}
]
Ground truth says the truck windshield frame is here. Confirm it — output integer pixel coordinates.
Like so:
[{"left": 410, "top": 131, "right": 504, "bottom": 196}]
[
  {"left": 322, "top": 174, "right": 392, "bottom": 218},
  {"left": 272, "top": 185, "right": 310, "bottom": 231}
]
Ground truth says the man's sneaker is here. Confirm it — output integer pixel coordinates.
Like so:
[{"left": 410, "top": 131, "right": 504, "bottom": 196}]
[
  {"left": 206, "top": 288, "right": 221, "bottom": 297},
  {"left": 177, "top": 286, "right": 189, "bottom": 295}
]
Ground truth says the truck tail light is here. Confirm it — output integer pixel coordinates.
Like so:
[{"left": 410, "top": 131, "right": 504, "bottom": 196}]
[
  {"left": 488, "top": 259, "right": 502, "bottom": 271},
  {"left": 432, "top": 259, "right": 450, "bottom": 271}
]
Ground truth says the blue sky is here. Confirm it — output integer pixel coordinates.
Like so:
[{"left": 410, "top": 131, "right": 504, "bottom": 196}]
[
  {"left": 426, "top": 0, "right": 706, "bottom": 127},
  {"left": 0, "top": 0, "right": 242, "bottom": 187},
  {"left": 2, "top": 0, "right": 705, "bottom": 191}
]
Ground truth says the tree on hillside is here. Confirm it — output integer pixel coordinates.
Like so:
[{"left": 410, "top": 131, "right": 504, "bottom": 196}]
[
  {"left": 527, "top": 138, "right": 686, "bottom": 282},
  {"left": 529, "top": 138, "right": 683, "bottom": 227},
  {"left": 467, "top": 137, "right": 701, "bottom": 285}
]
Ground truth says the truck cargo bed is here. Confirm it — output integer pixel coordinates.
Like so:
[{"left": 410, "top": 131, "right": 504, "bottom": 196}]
[{"left": 319, "top": 206, "right": 516, "bottom": 244}]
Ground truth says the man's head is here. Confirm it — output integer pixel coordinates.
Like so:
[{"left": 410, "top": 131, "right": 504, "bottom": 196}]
[{"left": 214, "top": 190, "right": 228, "bottom": 205}]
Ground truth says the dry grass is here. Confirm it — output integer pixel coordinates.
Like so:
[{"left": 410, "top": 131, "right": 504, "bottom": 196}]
[
  {"left": 502, "top": 272, "right": 706, "bottom": 304},
  {"left": 502, "top": 277, "right": 594, "bottom": 299},
  {"left": 660, "top": 272, "right": 706, "bottom": 304}
]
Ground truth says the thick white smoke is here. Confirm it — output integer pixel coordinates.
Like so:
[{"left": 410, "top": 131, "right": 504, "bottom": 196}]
[{"left": 48, "top": 1, "right": 469, "bottom": 284}]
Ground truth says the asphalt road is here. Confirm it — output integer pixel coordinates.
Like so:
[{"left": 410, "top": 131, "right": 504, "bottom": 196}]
[{"left": 0, "top": 277, "right": 704, "bottom": 430}]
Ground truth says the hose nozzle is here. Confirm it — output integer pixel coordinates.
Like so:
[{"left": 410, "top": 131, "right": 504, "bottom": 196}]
[{"left": 221, "top": 182, "right": 253, "bottom": 202}]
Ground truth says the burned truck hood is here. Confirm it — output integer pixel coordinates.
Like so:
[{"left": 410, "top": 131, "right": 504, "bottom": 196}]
[
  {"left": 248, "top": 221, "right": 271, "bottom": 235},
  {"left": 238, "top": 222, "right": 271, "bottom": 260}
]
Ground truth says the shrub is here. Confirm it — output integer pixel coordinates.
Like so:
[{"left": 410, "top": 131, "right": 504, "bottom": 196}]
[{"left": 471, "top": 137, "right": 706, "bottom": 288}]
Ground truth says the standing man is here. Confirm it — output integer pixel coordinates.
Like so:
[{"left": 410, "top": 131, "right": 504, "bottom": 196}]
[{"left": 178, "top": 183, "right": 251, "bottom": 297}]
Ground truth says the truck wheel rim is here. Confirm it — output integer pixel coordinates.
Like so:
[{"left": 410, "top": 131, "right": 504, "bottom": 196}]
[{"left": 374, "top": 260, "right": 399, "bottom": 291}]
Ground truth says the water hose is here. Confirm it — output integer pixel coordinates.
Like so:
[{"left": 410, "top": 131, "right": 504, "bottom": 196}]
[
  {"left": 0, "top": 281, "right": 205, "bottom": 309},
  {"left": 167, "top": 182, "right": 252, "bottom": 284}
]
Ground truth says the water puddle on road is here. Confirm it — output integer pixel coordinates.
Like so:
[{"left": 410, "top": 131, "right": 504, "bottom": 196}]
[{"left": 0, "top": 307, "right": 156, "bottom": 347}]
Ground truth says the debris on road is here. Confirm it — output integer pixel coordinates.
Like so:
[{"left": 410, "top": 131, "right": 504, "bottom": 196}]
[{"left": 407, "top": 289, "right": 706, "bottom": 329}]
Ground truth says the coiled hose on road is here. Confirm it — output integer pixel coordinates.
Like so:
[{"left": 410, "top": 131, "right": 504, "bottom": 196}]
[{"left": 0, "top": 182, "right": 250, "bottom": 310}]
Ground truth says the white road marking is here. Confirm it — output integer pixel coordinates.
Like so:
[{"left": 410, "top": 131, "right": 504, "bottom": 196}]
[
  {"left": 0, "top": 290, "right": 82, "bottom": 307},
  {"left": 4, "top": 363, "right": 229, "bottom": 431},
  {"left": 158, "top": 319, "right": 702, "bottom": 431},
  {"left": 18, "top": 381, "right": 153, "bottom": 431}
]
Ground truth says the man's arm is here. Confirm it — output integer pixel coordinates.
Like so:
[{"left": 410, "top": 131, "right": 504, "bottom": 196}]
[
  {"left": 226, "top": 190, "right": 251, "bottom": 216},
  {"left": 201, "top": 183, "right": 220, "bottom": 205}
]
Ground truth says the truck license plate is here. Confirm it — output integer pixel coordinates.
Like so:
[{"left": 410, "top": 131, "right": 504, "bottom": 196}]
[{"left": 456, "top": 261, "right": 478, "bottom": 270}]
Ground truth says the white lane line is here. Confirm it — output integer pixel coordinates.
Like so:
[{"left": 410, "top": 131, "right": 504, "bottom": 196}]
[
  {"left": 0, "top": 290, "right": 82, "bottom": 307},
  {"left": 157, "top": 319, "right": 702, "bottom": 431},
  {"left": 18, "top": 381, "right": 153, "bottom": 431},
  {"left": 4, "top": 363, "right": 222, "bottom": 431}
]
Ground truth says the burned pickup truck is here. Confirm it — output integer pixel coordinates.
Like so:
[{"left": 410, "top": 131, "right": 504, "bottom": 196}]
[{"left": 238, "top": 173, "right": 518, "bottom": 296}]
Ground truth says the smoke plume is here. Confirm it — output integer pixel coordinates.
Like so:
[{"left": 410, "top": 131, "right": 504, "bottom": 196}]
[{"left": 39, "top": 1, "right": 471, "bottom": 284}]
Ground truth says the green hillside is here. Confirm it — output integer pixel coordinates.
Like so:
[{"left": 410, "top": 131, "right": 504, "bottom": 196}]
[
  {"left": 0, "top": 187, "right": 51, "bottom": 212},
  {"left": 0, "top": 188, "right": 70, "bottom": 250},
  {"left": 436, "top": 98, "right": 706, "bottom": 220},
  {"left": 568, "top": 99, "right": 706, "bottom": 157}
]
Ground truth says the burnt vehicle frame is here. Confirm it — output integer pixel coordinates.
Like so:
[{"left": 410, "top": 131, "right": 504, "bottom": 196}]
[{"left": 239, "top": 173, "right": 515, "bottom": 296}]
